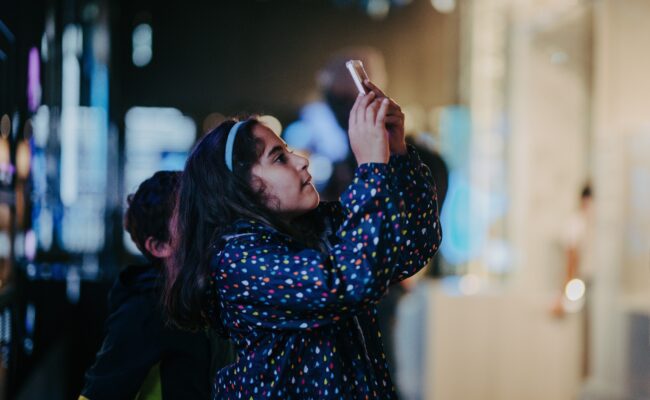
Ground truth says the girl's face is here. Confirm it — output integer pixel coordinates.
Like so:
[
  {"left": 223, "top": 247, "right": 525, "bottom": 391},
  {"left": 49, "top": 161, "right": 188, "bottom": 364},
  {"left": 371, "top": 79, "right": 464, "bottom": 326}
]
[{"left": 250, "top": 124, "right": 319, "bottom": 220}]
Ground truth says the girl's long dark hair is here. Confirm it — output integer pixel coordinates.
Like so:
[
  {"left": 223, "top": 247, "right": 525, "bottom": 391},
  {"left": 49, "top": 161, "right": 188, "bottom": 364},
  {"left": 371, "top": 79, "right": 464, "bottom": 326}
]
[{"left": 163, "top": 118, "right": 321, "bottom": 333}]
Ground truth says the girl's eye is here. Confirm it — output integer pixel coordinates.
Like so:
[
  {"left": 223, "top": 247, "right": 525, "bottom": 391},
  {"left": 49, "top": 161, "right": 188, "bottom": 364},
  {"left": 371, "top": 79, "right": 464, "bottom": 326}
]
[{"left": 274, "top": 153, "right": 287, "bottom": 164}]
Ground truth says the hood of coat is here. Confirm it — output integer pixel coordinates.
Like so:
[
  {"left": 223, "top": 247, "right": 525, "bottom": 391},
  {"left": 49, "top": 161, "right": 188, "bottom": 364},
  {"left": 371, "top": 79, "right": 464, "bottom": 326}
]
[{"left": 108, "top": 263, "right": 161, "bottom": 312}]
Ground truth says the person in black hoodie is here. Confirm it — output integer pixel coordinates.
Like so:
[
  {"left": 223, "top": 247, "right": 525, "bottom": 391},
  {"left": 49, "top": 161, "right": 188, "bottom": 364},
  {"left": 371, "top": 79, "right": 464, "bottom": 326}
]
[{"left": 80, "top": 171, "right": 234, "bottom": 400}]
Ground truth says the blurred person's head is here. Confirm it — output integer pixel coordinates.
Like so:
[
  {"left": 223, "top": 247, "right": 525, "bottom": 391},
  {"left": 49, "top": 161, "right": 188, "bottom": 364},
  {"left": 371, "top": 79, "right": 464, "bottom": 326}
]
[
  {"left": 124, "top": 171, "right": 181, "bottom": 265},
  {"left": 165, "top": 117, "right": 320, "bottom": 330},
  {"left": 317, "top": 47, "right": 387, "bottom": 130},
  {"left": 580, "top": 182, "right": 592, "bottom": 211}
]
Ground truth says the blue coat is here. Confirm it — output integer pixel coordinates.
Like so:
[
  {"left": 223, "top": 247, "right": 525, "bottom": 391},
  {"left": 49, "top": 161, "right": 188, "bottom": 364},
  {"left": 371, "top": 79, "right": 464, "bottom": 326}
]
[{"left": 209, "top": 146, "right": 442, "bottom": 399}]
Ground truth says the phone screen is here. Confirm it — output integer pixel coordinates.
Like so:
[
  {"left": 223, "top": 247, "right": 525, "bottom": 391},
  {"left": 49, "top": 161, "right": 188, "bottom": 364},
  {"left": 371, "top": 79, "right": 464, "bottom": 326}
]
[{"left": 346, "top": 60, "right": 369, "bottom": 95}]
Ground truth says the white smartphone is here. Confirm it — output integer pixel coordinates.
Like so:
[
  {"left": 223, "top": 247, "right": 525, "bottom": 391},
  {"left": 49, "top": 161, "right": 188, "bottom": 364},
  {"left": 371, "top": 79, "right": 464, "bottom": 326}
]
[{"left": 345, "top": 60, "right": 369, "bottom": 95}]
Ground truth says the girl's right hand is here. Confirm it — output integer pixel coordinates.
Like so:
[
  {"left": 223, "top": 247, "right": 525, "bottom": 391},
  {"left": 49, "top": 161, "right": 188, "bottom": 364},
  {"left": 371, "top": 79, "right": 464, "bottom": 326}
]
[{"left": 348, "top": 92, "right": 391, "bottom": 165}]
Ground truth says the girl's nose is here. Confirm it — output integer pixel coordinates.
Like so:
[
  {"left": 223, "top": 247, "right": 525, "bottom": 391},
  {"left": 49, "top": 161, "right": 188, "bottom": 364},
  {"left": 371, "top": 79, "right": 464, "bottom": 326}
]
[{"left": 294, "top": 152, "right": 309, "bottom": 170}]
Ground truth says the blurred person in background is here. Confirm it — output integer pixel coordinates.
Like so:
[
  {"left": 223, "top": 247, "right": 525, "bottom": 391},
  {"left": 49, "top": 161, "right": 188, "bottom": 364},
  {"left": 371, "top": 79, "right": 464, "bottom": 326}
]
[
  {"left": 80, "top": 171, "right": 234, "bottom": 400},
  {"left": 283, "top": 47, "right": 387, "bottom": 201},
  {"left": 552, "top": 183, "right": 594, "bottom": 378},
  {"left": 551, "top": 183, "right": 594, "bottom": 316}
]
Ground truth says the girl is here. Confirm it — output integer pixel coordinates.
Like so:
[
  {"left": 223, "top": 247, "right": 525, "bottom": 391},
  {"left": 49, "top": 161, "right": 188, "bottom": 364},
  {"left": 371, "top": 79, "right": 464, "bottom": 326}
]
[{"left": 165, "top": 83, "right": 441, "bottom": 399}]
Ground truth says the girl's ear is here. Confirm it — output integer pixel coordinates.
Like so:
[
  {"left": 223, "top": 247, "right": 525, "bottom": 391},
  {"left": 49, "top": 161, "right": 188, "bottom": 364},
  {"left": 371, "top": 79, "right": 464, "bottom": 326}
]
[{"left": 144, "top": 236, "right": 173, "bottom": 259}]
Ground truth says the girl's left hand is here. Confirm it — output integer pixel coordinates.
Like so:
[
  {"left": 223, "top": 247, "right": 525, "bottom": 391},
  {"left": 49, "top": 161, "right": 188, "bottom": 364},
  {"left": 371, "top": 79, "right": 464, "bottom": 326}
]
[{"left": 364, "top": 80, "right": 407, "bottom": 155}]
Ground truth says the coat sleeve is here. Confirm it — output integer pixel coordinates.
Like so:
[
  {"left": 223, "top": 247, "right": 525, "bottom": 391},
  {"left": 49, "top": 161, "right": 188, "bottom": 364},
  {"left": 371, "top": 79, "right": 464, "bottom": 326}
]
[
  {"left": 216, "top": 160, "right": 438, "bottom": 331},
  {"left": 386, "top": 145, "right": 442, "bottom": 283}
]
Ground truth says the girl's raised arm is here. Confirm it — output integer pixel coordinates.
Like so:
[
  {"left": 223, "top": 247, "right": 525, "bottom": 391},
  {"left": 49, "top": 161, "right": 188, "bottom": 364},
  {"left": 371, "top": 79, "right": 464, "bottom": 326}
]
[
  {"left": 217, "top": 162, "right": 406, "bottom": 331},
  {"left": 386, "top": 146, "right": 442, "bottom": 283}
]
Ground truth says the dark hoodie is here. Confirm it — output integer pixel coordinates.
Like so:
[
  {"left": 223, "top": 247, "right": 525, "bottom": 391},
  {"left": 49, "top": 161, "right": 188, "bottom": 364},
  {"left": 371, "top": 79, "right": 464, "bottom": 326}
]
[{"left": 81, "top": 264, "right": 233, "bottom": 400}]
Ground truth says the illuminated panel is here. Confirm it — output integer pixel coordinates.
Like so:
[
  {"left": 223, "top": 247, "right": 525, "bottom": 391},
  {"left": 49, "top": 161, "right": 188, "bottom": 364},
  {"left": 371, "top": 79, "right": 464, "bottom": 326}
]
[
  {"left": 59, "top": 106, "right": 108, "bottom": 253},
  {"left": 132, "top": 24, "right": 152, "bottom": 67},
  {"left": 30, "top": 105, "right": 53, "bottom": 252},
  {"left": 27, "top": 47, "right": 41, "bottom": 112}
]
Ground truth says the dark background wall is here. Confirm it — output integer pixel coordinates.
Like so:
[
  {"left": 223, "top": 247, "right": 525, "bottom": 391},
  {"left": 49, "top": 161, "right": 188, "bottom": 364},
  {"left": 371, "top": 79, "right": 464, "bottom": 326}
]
[{"left": 112, "top": 0, "right": 460, "bottom": 127}]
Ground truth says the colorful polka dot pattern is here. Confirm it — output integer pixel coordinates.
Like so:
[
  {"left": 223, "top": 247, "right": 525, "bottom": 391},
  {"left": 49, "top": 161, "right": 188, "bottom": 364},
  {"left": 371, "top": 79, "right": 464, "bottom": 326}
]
[{"left": 209, "top": 146, "right": 441, "bottom": 399}]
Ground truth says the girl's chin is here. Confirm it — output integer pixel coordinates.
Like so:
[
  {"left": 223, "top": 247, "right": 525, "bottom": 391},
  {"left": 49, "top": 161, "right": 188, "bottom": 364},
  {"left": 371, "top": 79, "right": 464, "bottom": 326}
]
[
  {"left": 302, "top": 183, "right": 319, "bottom": 197},
  {"left": 309, "top": 188, "right": 320, "bottom": 206}
]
